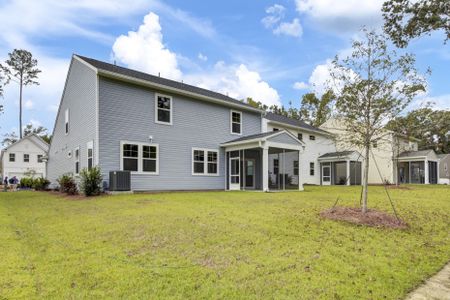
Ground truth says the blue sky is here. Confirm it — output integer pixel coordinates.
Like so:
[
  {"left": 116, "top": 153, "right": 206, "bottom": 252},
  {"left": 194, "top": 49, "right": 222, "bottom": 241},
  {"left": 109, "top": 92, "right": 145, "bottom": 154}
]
[{"left": 0, "top": 0, "right": 449, "bottom": 138}]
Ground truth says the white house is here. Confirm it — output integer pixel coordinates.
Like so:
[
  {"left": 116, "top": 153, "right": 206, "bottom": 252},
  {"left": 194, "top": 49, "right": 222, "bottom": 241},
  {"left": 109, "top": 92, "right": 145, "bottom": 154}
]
[{"left": 1, "top": 134, "right": 49, "bottom": 181}]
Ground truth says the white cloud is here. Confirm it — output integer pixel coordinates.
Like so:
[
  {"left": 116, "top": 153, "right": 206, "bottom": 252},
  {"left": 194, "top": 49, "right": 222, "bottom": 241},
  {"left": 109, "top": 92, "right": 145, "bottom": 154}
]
[
  {"left": 295, "top": 0, "right": 383, "bottom": 33},
  {"left": 198, "top": 53, "right": 208, "bottom": 61},
  {"left": 273, "top": 19, "right": 303, "bottom": 37},
  {"left": 112, "top": 12, "right": 182, "bottom": 80},
  {"left": 293, "top": 81, "right": 309, "bottom": 90},
  {"left": 24, "top": 100, "right": 33, "bottom": 110},
  {"left": 262, "top": 4, "right": 286, "bottom": 28},
  {"left": 411, "top": 94, "right": 450, "bottom": 110}
]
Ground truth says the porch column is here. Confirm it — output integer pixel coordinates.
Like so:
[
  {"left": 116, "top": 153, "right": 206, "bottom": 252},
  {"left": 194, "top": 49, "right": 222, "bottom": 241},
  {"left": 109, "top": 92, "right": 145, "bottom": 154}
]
[
  {"left": 346, "top": 160, "right": 351, "bottom": 186},
  {"left": 408, "top": 161, "right": 411, "bottom": 184},
  {"left": 262, "top": 146, "right": 269, "bottom": 192},
  {"left": 298, "top": 150, "right": 304, "bottom": 191},
  {"left": 424, "top": 159, "right": 429, "bottom": 184}
]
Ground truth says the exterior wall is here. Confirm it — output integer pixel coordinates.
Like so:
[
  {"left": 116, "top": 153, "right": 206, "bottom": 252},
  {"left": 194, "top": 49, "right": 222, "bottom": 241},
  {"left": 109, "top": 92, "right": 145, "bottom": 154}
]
[
  {"left": 266, "top": 123, "right": 336, "bottom": 185},
  {"left": 98, "top": 77, "right": 262, "bottom": 191},
  {"left": 47, "top": 58, "right": 98, "bottom": 185},
  {"left": 1, "top": 139, "right": 47, "bottom": 180}
]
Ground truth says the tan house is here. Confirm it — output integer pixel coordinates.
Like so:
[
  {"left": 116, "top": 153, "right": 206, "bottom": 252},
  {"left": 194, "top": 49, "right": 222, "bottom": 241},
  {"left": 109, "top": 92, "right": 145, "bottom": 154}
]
[{"left": 320, "top": 118, "right": 438, "bottom": 185}]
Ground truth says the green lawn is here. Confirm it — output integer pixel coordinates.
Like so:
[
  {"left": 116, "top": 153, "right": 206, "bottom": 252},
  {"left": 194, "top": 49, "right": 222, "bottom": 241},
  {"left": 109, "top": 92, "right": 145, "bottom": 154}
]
[{"left": 1, "top": 186, "right": 449, "bottom": 299}]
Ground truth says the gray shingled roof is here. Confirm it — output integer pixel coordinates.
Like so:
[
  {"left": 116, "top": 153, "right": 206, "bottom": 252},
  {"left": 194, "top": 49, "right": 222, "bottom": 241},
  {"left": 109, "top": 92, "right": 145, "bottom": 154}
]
[
  {"left": 264, "top": 112, "right": 328, "bottom": 134},
  {"left": 76, "top": 55, "right": 260, "bottom": 111},
  {"left": 319, "top": 151, "right": 356, "bottom": 159},
  {"left": 398, "top": 150, "right": 433, "bottom": 158},
  {"left": 222, "top": 132, "right": 281, "bottom": 144},
  {"left": 437, "top": 153, "right": 449, "bottom": 159}
]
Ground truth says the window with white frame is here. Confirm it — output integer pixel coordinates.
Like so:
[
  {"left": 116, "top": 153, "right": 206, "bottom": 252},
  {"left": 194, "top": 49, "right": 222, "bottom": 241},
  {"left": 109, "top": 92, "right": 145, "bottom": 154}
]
[
  {"left": 309, "top": 135, "right": 315, "bottom": 141},
  {"left": 273, "top": 159, "right": 279, "bottom": 174},
  {"left": 294, "top": 160, "right": 299, "bottom": 176},
  {"left": 121, "top": 142, "right": 159, "bottom": 174},
  {"left": 74, "top": 147, "right": 80, "bottom": 174},
  {"left": 87, "top": 141, "right": 93, "bottom": 170},
  {"left": 309, "top": 162, "right": 315, "bottom": 176},
  {"left": 192, "top": 148, "right": 219, "bottom": 175},
  {"left": 155, "top": 94, "right": 172, "bottom": 125},
  {"left": 37, "top": 155, "right": 43, "bottom": 163},
  {"left": 230, "top": 111, "right": 242, "bottom": 134},
  {"left": 65, "top": 109, "right": 69, "bottom": 135},
  {"left": 298, "top": 133, "right": 303, "bottom": 141},
  {"left": 23, "top": 154, "right": 30, "bottom": 163},
  {"left": 9, "top": 153, "right": 15, "bottom": 162}
]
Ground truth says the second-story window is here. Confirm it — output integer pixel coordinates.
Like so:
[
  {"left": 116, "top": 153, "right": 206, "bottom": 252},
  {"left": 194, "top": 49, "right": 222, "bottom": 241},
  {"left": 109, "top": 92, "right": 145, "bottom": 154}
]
[
  {"left": 155, "top": 94, "right": 172, "bottom": 125},
  {"left": 65, "top": 109, "right": 69, "bottom": 135},
  {"left": 309, "top": 135, "right": 316, "bottom": 141},
  {"left": 23, "top": 154, "right": 30, "bottom": 163},
  {"left": 231, "top": 110, "right": 242, "bottom": 135},
  {"left": 9, "top": 153, "right": 15, "bottom": 162}
]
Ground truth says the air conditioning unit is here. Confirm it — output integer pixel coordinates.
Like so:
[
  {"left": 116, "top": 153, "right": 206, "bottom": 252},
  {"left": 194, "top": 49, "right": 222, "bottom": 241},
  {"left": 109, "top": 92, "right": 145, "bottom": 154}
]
[{"left": 109, "top": 171, "right": 131, "bottom": 191}]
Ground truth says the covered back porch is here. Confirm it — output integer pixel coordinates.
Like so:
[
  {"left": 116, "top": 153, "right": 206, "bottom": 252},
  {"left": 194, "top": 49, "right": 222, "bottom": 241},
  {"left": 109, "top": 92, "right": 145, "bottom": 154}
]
[
  {"left": 397, "top": 150, "right": 439, "bottom": 184},
  {"left": 221, "top": 131, "right": 305, "bottom": 191},
  {"left": 317, "top": 151, "right": 363, "bottom": 186}
]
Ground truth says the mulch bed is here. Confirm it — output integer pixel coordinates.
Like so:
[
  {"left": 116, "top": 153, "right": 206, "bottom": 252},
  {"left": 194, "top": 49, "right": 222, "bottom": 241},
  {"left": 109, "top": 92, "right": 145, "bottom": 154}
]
[
  {"left": 46, "top": 190, "right": 109, "bottom": 200},
  {"left": 320, "top": 206, "right": 408, "bottom": 229}
]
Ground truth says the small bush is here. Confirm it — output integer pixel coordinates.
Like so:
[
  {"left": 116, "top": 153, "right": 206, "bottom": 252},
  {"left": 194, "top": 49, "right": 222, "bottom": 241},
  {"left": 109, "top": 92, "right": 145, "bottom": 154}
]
[
  {"left": 57, "top": 174, "right": 78, "bottom": 195},
  {"left": 79, "top": 166, "right": 103, "bottom": 196},
  {"left": 20, "top": 177, "right": 34, "bottom": 188},
  {"left": 33, "top": 177, "right": 50, "bottom": 191}
]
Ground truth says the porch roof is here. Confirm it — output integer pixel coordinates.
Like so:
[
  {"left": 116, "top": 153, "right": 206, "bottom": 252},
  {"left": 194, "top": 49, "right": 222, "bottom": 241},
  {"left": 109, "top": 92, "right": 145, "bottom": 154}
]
[
  {"left": 221, "top": 130, "right": 304, "bottom": 151},
  {"left": 318, "top": 151, "right": 362, "bottom": 161},
  {"left": 397, "top": 149, "right": 439, "bottom": 161}
]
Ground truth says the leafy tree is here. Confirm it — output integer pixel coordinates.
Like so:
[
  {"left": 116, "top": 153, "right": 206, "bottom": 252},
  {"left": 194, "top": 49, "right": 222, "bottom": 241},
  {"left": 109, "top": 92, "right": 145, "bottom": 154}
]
[
  {"left": 0, "top": 67, "right": 4, "bottom": 114},
  {"left": 329, "top": 29, "right": 427, "bottom": 213},
  {"left": 382, "top": 0, "right": 450, "bottom": 47},
  {"left": 299, "top": 90, "right": 336, "bottom": 127},
  {"left": 387, "top": 107, "right": 450, "bottom": 153},
  {"left": 1, "top": 49, "right": 41, "bottom": 138},
  {"left": 1, "top": 123, "right": 51, "bottom": 146}
]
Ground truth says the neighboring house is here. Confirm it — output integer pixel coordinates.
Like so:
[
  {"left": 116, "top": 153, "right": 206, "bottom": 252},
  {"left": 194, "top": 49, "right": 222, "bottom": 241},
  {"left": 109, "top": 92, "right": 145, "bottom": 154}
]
[
  {"left": 320, "top": 118, "right": 440, "bottom": 184},
  {"left": 0, "top": 134, "right": 49, "bottom": 181},
  {"left": 47, "top": 55, "right": 308, "bottom": 192},
  {"left": 437, "top": 154, "right": 450, "bottom": 184}
]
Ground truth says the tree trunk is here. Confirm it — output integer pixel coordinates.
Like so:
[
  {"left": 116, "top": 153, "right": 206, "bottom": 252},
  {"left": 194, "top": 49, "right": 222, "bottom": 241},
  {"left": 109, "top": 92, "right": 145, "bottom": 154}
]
[
  {"left": 19, "top": 75, "right": 23, "bottom": 139},
  {"left": 362, "top": 144, "right": 370, "bottom": 213}
]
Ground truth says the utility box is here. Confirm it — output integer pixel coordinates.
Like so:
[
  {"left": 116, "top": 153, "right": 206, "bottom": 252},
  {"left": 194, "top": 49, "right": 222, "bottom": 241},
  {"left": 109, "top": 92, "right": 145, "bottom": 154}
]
[{"left": 109, "top": 171, "right": 131, "bottom": 191}]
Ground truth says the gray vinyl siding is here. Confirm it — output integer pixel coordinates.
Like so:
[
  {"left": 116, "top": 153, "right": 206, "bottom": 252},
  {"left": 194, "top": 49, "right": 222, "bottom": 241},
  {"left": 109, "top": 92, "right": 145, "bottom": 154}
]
[
  {"left": 98, "top": 77, "right": 261, "bottom": 191},
  {"left": 47, "top": 59, "right": 97, "bottom": 184},
  {"left": 267, "top": 133, "right": 301, "bottom": 145}
]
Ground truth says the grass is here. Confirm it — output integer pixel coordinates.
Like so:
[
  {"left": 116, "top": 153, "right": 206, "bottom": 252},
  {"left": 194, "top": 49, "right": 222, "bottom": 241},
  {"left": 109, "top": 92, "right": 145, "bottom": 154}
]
[{"left": 1, "top": 185, "right": 449, "bottom": 299}]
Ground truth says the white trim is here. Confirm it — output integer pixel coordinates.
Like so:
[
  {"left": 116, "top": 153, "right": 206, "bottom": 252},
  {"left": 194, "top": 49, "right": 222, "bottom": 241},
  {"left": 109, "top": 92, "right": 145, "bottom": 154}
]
[
  {"left": 322, "top": 164, "right": 331, "bottom": 185},
  {"left": 95, "top": 74, "right": 100, "bottom": 166},
  {"left": 119, "top": 140, "right": 159, "bottom": 175},
  {"left": 73, "top": 55, "right": 100, "bottom": 73},
  {"left": 265, "top": 119, "right": 333, "bottom": 137},
  {"left": 191, "top": 148, "right": 220, "bottom": 176},
  {"left": 154, "top": 93, "right": 173, "bottom": 125},
  {"left": 230, "top": 110, "right": 242, "bottom": 135},
  {"left": 229, "top": 156, "right": 240, "bottom": 190}
]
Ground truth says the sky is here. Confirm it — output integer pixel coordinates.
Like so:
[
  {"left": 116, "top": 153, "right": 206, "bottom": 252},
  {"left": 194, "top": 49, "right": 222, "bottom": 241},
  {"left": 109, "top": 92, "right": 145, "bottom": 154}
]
[{"left": 0, "top": 0, "right": 449, "bottom": 138}]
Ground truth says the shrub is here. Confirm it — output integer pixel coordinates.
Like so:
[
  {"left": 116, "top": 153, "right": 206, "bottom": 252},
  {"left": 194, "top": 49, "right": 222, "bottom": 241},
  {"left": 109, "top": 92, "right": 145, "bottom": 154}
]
[
  {"left": 57, "top": 174, "right": 78, "bottom": 195},
  {"left": 79, "top": 166, "right": 103, "bottom": 196},
  {"left": 33, "top": 177, "right": 50, "bottom": 191},
  {"left": 20, "top": 177, "right": 34, "bottom": 188}
]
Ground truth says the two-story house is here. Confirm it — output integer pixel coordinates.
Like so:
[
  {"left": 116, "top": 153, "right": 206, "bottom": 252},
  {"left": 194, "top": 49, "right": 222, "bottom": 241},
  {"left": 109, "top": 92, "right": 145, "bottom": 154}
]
[
  {"left": 47, "top": 55, "right": 312, "bottom": 192},
  {"left": 1, "top": 134, "right": 49, "bottom": 181}
]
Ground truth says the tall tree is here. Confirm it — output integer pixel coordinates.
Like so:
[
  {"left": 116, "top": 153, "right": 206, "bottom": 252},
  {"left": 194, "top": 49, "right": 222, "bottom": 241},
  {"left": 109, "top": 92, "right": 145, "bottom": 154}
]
[
  {"left": 299, "top": 90, "right": 335, "bottom": 127},
  {"left": 0, "top": 67, "right": 4, "bottom": 114},
  {"left": 330, "top": 29, "right": 426, "bottom": 213},
  {"left": 1, "top": 49, "right": 41, "bottom": 138},
  {"left": 1, "top": 123, "right": 51, "bottom": 146},
  {"left": 382, "top": 0, "right": 450, "bottom": 48}
]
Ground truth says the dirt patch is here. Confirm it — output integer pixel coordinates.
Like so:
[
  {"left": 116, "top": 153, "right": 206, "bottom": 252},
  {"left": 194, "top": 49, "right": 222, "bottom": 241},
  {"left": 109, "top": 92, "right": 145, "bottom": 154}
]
[
  {"left": 45, "top": 190, "right": 109, "bottom": 201},
  {"left": 320, "top": 206, "right": 408, "bottom": 229}
]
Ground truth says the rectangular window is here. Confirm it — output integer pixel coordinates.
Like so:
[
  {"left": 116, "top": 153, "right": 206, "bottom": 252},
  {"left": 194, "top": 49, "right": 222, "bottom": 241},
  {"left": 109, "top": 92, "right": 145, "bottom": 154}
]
[
  {"left": 274, "top": 159, "right": 279, "bottom": 175},
  {"left": 231, "top": 110, "right": 242, "bottom": 134},
  {"left": 23, "top": 154, "right": 30, "bottom": 163},
  {"left": 65, "top": 109, "right": 69, "bottom": 135},
  {"left": 310, "top": 162, "right": 315, "bottom": 176},
  {"left": 87, "top": 141, "right": 93, "bottom": 170},
  {"left": 9, "top": 153, "right": 15, "bottom": 162},
  {"left": 192, "top": 148, "right": 219, "bottom": 175},
  {"left": 155, "top": 94, "right": 172, "bottom": 125},
  {"left": 122, "top": 143, "right": 138, "bottom": 172},
  {"left": 309, "top": 135, "right": 316, "bottom": 141},
  {"left": 372, "top": 141, "right": 378, "bottom": 148},
  {"left": 294, "top": 160, "right": 299, "bottom": 176},
  {"left": 273, "top": 128, "right": 279, "bottom": 132},
  {"left": 74, "top": 147, "right": 80, "bottom": 174},
  {"left": 298, "top": 133, "right": 303, "bottom": 141},
  {"left": 142, "top": 145, "right": 157, "bottom": 173},
  {"left": 37, "top": 155, "right": 43, "bottom": 163}
]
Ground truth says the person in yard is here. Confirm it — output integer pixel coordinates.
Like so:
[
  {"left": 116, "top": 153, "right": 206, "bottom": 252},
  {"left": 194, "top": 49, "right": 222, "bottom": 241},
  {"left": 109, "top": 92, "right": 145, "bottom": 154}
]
[{"left": 3, "top": 176, "right": 8, "bottom": 186}]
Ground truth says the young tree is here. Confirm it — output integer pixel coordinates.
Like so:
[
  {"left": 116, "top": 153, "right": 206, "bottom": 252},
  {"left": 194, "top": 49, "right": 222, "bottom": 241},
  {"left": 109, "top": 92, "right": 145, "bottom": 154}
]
[
  {"left": 299, "top": 90, "right": 335, "bottom": 127},
  {"left": 0, "top": 67, "right": 4, "bottom": 113},
  {"left": 1, "top": 49, "right": 41, "bottom": 138},
  {"left": 330, "top": 29, "right": 427, "bottom": 213},
  {"left": 382, "top": 0, "right": 450, "bottom": 47}
]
